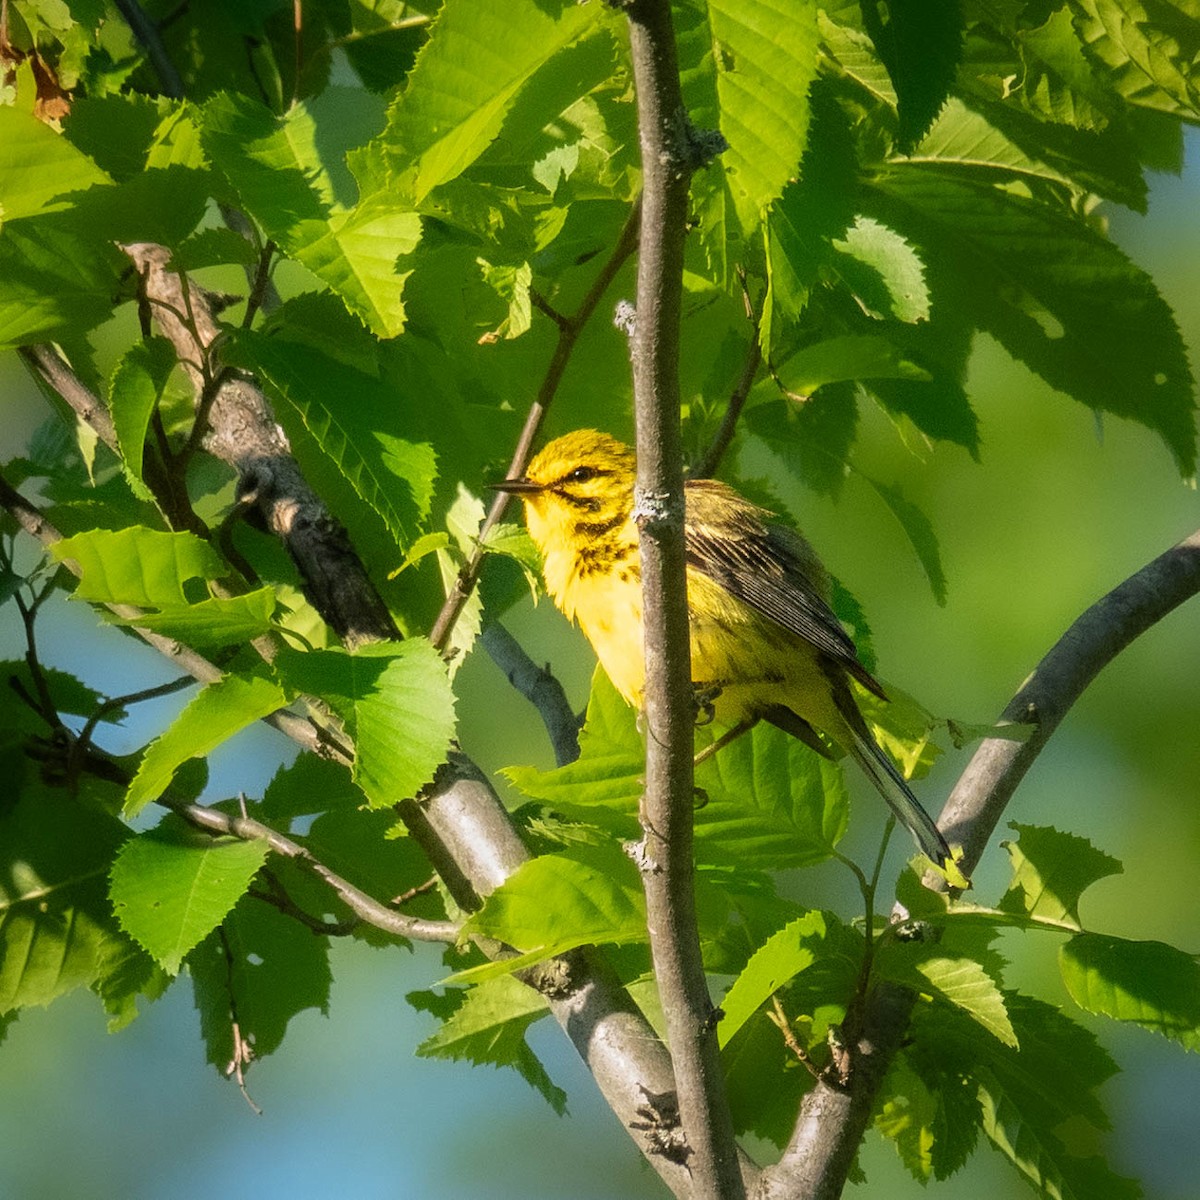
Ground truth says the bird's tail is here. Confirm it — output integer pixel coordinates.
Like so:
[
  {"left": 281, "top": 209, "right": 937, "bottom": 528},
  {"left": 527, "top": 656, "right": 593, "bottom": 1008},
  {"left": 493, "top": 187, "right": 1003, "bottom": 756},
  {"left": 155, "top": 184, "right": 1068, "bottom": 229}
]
[{"left": 845, "top": 728, "right": 963, "bottom": 884}]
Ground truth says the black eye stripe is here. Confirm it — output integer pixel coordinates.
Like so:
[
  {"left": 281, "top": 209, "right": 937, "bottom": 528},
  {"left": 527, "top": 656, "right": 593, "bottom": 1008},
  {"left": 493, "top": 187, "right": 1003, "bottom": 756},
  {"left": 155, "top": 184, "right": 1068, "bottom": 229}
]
[{"left": 555, "top": 464, "right": 611, "bottom": 487}]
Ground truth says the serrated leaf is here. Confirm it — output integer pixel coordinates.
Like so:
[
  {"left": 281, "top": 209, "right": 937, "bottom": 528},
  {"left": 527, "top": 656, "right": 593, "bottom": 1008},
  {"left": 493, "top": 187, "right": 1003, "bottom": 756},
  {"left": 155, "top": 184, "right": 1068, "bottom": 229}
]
[
  {"left": 860, "top": 0, "right": 964, "bottom": 150},
  {"left": 261, "top": 753, "right": 366, "bottom": 819},
  {"left": 998, "top": 823, "right": 1123, "bottom": 928},
  {"left": 109, "top": 815, "right": 270, "bottom": 975},
  {"left": 909, "top": 991, "right": 1134, "bottom": 1199},
  {"left": 875, "top": 1054, "right": 940, "bottom": 1181},
  {"left": 831, "top": 216, "right": 930, "bottom": 323},
  {"left": 0, "top": 790, "right": 130, "bottom": 1012},
  {"left": 878, "top": 945, "right": 1017, "bottom": 1045},
  {"left": 108, "top": 337, "right": 177, "bottom": 495},
  {"left": 881, "top": 1048, "right": 981, "bottom": 1181},
  {"left": 226, "top": 331, "right": 437, "bottom": 550},
  {"left": 191, "top": 894, "right": 332, "bottom": 1068},
  {"left": 51, "top": 526, "right": 226, "bottom": 607},
  {"left": 124, "top": 673, "right": 289, "bottom": 817},
  {"left": 273, "top": 640, "right": 455, "bottom": 808},
  {"left": 202, "top": 92, "right": 420, "bottom": 336},
  {"left": 718, "top": 910, "right": 833, "bottom": 1045},
  {"left": 366, "top": 0, "right": 600, "bottom": 204},
  {"left": 869, "top": 170, "right": 1197, "bottom": 474},
  {"left": 506, "top": 670, "right": 850, "bottom": 869},
  {"left": 93, "top": 937, "right": 171, "bottom": 1032},
  {"left": 705, "top": 0, "right": 821, "bottom": 229},
  {"left": 0, "top": 660, "right": 127, "bottom": 724},
  {"left": 107, "top": 588, "right": 279, "bottom": 648},
  {"left": 414, "top": 975, "right": 565, "bottom": 1113},
  {"left": 747, "top": 386, "right": 860, "bottom": 499},
  {"left": 461, "top": 845, "right": 645, "bottom": 974},
  {"left": 1060, "top": 932, "right": 1200, "bottom": 1051},
  {"left": 0, "top": 104, "right": 112, "bottom": 220},
  {"left": 774, "top": 335, "right": 931, "bottom": 394},
  {"left": 0, "top": 218, "right": 118, "bottom": 348},
  {"left": 1071, "top": 0, "right": 1200, "bottom": 122}
]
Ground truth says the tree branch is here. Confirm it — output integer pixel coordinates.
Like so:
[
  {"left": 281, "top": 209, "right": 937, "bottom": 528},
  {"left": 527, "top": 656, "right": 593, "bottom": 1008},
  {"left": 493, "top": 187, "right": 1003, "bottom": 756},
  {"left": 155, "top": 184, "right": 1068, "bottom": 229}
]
[
  {"left": 11, "top": 248, "right": 707, "bottom": 1190},
  {"left": 623, "top": 2, "right": 744, "bottom": 1196},
  {"left": 755, "top": 525, "right": 1200, "bottom": 1200},
  {"left": 121, "top": 242, "right": 401, "bottom": 648},
  {"left": 173, "top": 800, "right": 459, "bottom": 943},
  {"left": 480, "top": 621, "right": 580, "bottom": 767},
  {"left": 400, "top": 755, "right": 754, "bottom": 1197}
]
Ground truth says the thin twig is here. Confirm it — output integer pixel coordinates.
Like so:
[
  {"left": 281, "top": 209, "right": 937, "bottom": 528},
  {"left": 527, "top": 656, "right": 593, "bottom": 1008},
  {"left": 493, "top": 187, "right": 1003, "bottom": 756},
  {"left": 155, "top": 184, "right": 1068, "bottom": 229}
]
[
  {"left": 428, "top": 198, "right": 642, "bottom": 653},
  {"left": 250, "top": 868, "right": 361, "bottom": 936},
  {"left": 112, "top": 0, "right": 184, "bottom": 98},
  {"left": 766, "top": 995, "right": 823, "bottom": 1083},
  {"left": 690, "top": 273, "right": 763, "bottom": 480}
]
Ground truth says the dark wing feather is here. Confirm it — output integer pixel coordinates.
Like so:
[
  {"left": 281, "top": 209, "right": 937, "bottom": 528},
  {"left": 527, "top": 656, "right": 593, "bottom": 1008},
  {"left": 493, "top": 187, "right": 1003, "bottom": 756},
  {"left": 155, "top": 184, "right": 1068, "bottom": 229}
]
[{"left": 684, "top": 480, "right": 885, "bottom": 698}]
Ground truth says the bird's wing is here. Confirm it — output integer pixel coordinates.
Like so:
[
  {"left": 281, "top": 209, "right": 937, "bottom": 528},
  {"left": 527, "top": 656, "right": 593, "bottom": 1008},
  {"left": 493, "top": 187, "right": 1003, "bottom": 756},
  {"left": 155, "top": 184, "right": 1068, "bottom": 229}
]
[{"left": 684, "top": 480, "right": 885, "bottom": 697}]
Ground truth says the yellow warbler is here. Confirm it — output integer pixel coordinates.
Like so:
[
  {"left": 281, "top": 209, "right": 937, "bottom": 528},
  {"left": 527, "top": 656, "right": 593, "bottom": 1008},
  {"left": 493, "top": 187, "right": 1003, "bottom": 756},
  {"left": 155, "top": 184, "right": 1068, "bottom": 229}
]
[{"left": 495, "top": 428, "right": 956, "bottom": 876}]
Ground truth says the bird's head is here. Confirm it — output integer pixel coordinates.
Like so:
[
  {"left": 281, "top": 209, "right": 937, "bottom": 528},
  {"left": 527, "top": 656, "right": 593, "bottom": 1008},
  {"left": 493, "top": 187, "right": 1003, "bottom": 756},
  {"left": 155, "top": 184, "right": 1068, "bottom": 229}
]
[{"left": 490, "top": 429, "right": 636, "bottom": 552}]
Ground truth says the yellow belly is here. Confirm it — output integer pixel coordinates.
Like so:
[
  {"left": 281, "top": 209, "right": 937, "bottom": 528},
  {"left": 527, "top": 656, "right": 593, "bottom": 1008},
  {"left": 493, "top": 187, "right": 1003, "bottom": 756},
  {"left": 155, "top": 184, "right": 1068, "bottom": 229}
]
[{"left": 567, "top": 562, "right": 848, "bottom": 747}]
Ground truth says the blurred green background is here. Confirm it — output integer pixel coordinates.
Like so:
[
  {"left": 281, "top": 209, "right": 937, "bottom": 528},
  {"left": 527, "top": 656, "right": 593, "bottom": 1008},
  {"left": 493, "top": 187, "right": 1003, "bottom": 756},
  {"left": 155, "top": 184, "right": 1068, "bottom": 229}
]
[{"left": 0, "top": 134, "right": 1196, "bottom": 1200}]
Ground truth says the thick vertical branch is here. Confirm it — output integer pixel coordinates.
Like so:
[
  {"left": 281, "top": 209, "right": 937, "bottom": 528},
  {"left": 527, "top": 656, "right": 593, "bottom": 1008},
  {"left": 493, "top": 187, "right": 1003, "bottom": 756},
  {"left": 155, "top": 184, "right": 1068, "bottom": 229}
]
[{"left": 624, "top": 3, "right": 745, "bottom": 1197}]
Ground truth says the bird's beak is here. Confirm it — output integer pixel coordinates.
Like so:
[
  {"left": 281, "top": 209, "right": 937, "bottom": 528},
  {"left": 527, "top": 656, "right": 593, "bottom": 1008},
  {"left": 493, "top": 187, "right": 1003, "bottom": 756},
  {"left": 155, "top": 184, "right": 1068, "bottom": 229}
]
[{"left": 487, "top": 477, "right": 544, "bottom": 495}]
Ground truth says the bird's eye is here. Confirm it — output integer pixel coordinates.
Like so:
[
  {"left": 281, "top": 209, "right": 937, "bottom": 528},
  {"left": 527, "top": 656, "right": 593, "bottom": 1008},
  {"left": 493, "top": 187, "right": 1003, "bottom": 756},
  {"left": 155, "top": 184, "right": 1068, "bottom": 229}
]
[{"left": 566, "top": 465, "right": 597, "bottom": 484}]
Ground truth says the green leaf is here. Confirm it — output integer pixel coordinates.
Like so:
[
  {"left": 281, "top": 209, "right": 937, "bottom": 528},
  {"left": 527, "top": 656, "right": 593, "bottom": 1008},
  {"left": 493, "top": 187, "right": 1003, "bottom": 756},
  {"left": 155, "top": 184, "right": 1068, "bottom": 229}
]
[
  {"left": 879, "top": 1049, "right": 980, "bottom": 1181},
  {"left": 365, "top": 0, "right": 600, "bottom": 204},
  {"left": 51, "top": 526, "right": 226, "bottom": 607},
  {"left": 869, "top": 170, "right": 1197, "bottom": 474},
  {"left": 261, "top": 753, "right": 366, "bottom": 820},
  {"left": 108, "top": 337, "right": 178, "bottom": 495},
  {"left": 997, "top": 823, "right": 1123, "bottom": 929},
  {"left": 413, "top": 975, "right": 565, "bottom": 1114},
  {"left": 191, "top": 893, "right": 332, "bottom": 1067},
  {"left": 202, "top": 92, "right": 420, "bottom": 337},
  {"left": 506, "top": 670, "right": 850, "bottom": 869},
  {"left": 461, "top": 844, "right": 646, "bottom": 975},
  {"left": 1060, "top": 932, "right": 1200, "bottom": 1050},
  {"left": 0, "top": 104, "right": 112, "bottom": 221},
  {"left": 0, "top": 660, "right": 127, "bottom": 724},
  {"left": 877, "top": 944, "right": 1017, "bottom": 1046},
  {"left": 875, "top": 1053, "right": 942, "bottom": 1182},
  {"left": 693, "top": 721, "right": 850, "bottom": 869},
  {"left": 109, "top": 815, "right": 270, "bottom": 975},
  {"left": 746, "top": 385, "right": 859, "bottom": 499},
  {"left": 908, "top": 992, "right": 1134, "bottom": 1200},
  {"left": 773, "top": 335, "right": 931, "bottom": 394},
  {"left": 719, "top": 910, "right": 834, "bottom": 1045},
  {"left": 859, "top": 0, "right": 964, "bottom": 151},
  {"left": 860, "top": 475, "right": 947, "bottom": 604},
  {"left": 107, "top": 588, "right": 279, "bottom": 649},
  {"left": 1071, "top": 0, "right": 1200, "bottom": 123},
  {"left": 123, "top": 673, "right": 289, "bottom": 817},
  {"left": 0, "top": 790, "right": 130, "bottom": 1012},
  {"left": 831, "top": 216, "right": 930, "bottom": 324},
  {"left": 93, "top": 937, "right": 171, "bottom": 1032},
  {"left": 273, "top": 640, "right": 455, "bottom": 808},
  {"left": 0, "top": 218, "right": 118, "bottom": 348},
  {"left": 226, "top": 331, "right": 437, "bottom": 550},
  {"left": 703, "top": 0, "right": 822, "bottom": 230}
]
